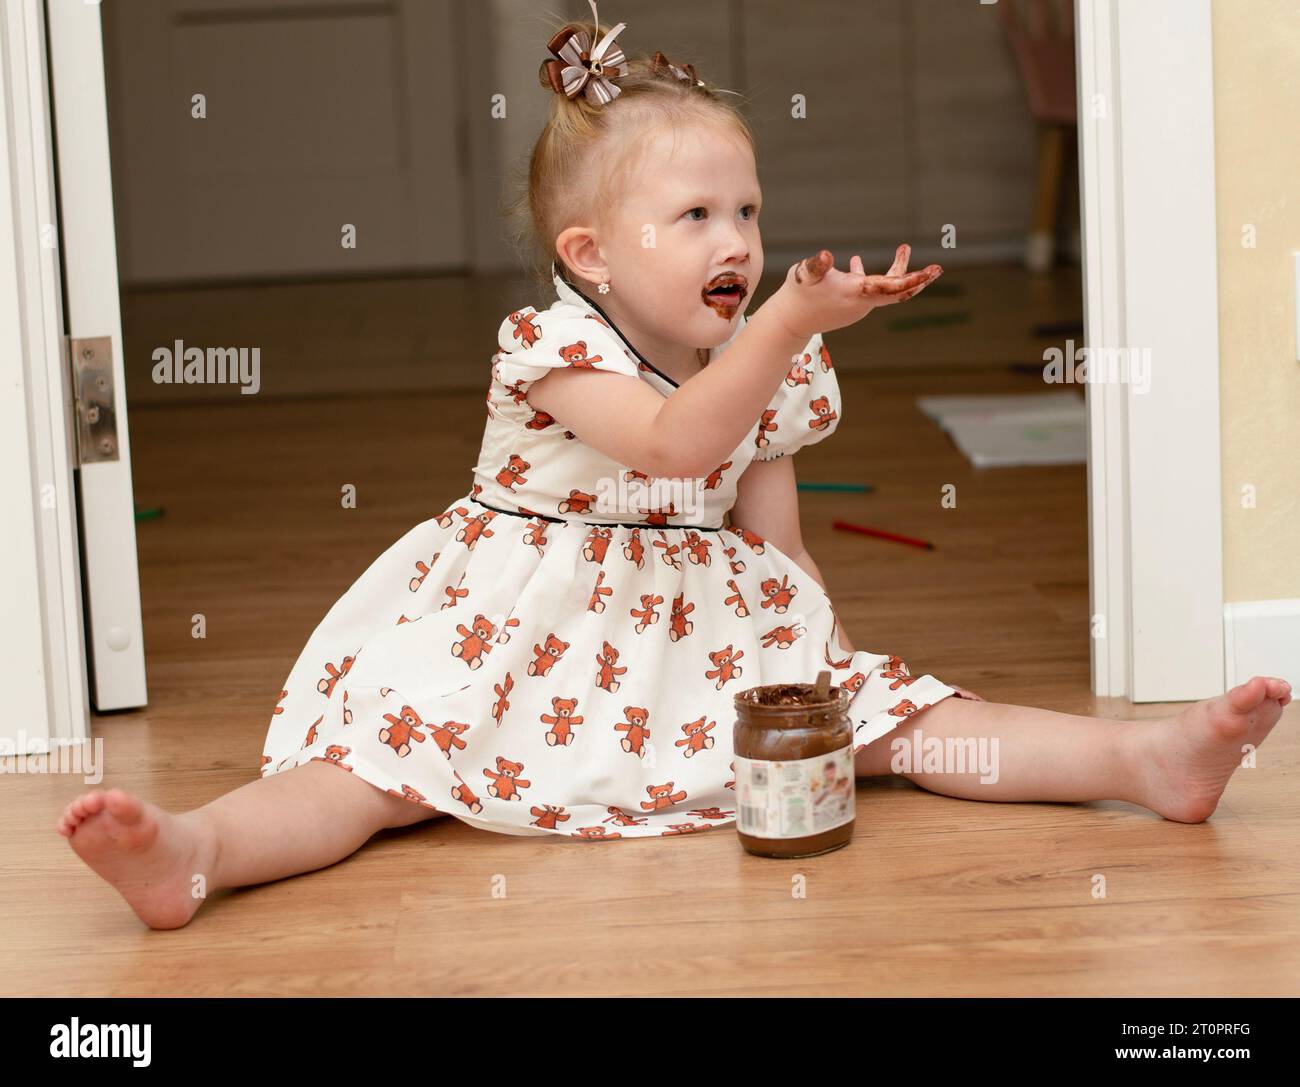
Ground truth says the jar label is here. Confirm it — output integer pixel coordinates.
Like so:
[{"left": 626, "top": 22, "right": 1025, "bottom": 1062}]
[{"left": 734, "top": 746, "right": 855, "bottom": 840}]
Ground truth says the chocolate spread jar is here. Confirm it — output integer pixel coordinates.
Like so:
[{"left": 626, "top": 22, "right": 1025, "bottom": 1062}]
[{"left": 732, "top": 676, "right": 855, "bottom": 858}]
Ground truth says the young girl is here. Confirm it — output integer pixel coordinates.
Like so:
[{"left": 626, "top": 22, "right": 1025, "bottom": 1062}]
[{"left": 58, "top": 4, "right": 1290, "bottom": 929}]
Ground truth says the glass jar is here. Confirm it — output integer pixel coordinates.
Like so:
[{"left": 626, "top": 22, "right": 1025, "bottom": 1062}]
[{"left": 732, "top": 682, "right": 855, "bottom": 858}]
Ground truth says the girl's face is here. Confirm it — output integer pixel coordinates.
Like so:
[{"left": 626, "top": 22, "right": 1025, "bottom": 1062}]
[{"left": 594, "top": 122, "right": 764, "bottom": 356}]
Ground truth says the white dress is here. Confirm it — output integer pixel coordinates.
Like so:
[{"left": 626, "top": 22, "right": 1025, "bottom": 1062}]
[{"left": 260, "top": 266, "right": 960, "bottom": 840}]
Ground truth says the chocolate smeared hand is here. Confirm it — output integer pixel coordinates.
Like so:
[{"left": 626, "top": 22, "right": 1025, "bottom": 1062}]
[
  {"left": 793, "top": 249, "right": 833, "bottom": 285},
  {"left": 701, "top": 271, "right": 748, "bottom": 317}
]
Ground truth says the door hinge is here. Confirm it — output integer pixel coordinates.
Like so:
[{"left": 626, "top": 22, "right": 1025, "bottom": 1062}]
[{"left": 63, "top": 335, "right": 119, "bottom": 464}]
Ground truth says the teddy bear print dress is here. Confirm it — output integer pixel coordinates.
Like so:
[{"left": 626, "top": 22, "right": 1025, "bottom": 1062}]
[{"left": 260, "top": 264, "right": 961, "bottom": 841}]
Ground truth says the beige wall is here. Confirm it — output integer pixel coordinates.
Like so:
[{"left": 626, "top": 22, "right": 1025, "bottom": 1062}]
[{"left": 1212, "top": 0, "right": 1300, "bottom": 603}]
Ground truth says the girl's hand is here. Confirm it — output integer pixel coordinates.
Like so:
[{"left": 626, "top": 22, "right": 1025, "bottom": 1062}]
[
  {"left": 767, "top": 245, "right": 943, "bottom": 341},
  {"left": 950, "top": 685, "right": 986, "bottom": 702}
]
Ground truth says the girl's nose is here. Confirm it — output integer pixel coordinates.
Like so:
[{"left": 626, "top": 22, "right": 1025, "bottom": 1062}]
[{"left": 717, "top": 231, "right": 748, "bottom": 264}]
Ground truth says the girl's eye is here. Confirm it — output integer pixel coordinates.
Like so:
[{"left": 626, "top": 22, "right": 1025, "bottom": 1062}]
[{"left": 684, "top": 206, "right": 759, "bottom": 221}]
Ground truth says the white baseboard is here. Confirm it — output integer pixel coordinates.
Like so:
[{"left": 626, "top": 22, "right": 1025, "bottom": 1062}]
[{"left": 1223, "top": 599, "right": 1300, "bottom": 688}]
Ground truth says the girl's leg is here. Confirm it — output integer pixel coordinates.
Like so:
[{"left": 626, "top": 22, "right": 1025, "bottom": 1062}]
[
  {"left": 853, "top": 698, "right": 1146, "bottom": 801},
  {"left": 57, "top": 759, "right": 443, "bottom": 930},
  {"left": 852, "top": 675, "right": 1291, "bottom": 823}
]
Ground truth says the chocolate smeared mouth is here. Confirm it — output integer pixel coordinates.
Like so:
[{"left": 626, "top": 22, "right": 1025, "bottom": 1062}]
[{"left": 701, "top": 272, "right": 749, "bottom": 315}]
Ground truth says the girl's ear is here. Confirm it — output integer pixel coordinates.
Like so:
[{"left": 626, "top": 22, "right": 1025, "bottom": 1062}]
[{"left": 556, "top": 225, "right": 609, "bottom": 288}]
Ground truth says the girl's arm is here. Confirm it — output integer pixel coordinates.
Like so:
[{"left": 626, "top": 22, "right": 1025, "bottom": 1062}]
[
  {"left": 526, "top": 249, "right": 941, "bottom": 480},
  {"left": 525, "top": 298, "right": 809, "bottom": 479},
  {"left": 727, "top": 455, "right": 804, "bottom": 555},
  {"left": 728, "top": 455, "right": 856, "bottom": 653}
]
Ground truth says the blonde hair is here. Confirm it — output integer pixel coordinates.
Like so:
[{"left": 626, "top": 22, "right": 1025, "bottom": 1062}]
[{"left": 503, "top": 16, "right": 756, "bottom": 298}]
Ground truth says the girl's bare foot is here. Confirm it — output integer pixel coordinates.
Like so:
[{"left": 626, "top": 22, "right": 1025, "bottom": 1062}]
[
  {"left": 56, "top": 787, "right": 218, "bottom": 930},
  {"left": 1134, "top": 675, "right": 1291, "bottom": 823}
]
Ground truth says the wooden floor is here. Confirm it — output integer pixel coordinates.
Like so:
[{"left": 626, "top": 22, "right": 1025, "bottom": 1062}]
[{"left": 6, "top": 265, "right": 1298, "bottom": 996}]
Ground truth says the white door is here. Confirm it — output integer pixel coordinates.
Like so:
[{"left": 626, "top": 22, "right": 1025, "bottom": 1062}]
[
  {"left": 0, "top": 0, "right": 146, "bottom": 757},
  {"left": 1077, "top": 0, "right": 1224, "bottom": 701},
  {"left": 101, "top": 0, "right": 467, "bottom": 284}
]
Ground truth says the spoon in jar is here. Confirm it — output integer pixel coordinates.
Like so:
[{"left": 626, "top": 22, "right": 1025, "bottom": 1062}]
[{"left": 814, "top": 669, "right": 831, "bottom": 701}]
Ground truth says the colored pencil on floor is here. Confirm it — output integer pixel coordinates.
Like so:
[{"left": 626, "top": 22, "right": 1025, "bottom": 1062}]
[
  {"left": 796, "top": 482, "right": 874, "bottom": 493},
  {"left": 1031, "top": 318, "right": 1084, "bottom": 337},
  {"left": 832, "top": 519, "right": 934, "bottom": 550}
]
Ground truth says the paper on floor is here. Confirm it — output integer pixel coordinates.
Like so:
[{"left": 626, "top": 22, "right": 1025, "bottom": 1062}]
[{"left": 916, "top": 391, "right": 1086, "bottom": 467}]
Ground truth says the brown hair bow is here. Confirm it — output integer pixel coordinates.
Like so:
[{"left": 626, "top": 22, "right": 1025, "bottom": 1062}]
[
  {"left": 650, "top": 50, "right": 704, "bottom": 88},
  {"left": 647, "top": 50, "right": 707, "bottom": 88},
  {"left": 539, "top": 0, "right": 629, "bottom": 106}
]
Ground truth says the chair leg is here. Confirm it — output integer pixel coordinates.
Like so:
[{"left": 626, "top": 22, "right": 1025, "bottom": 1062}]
[{"left": 1026, "top": 123, "right": 1066, "bottom": 272}]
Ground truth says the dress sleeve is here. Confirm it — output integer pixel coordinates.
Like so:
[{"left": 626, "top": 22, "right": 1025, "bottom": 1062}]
[
  {"left": 752, "top": 332, "right": 841, "bottom": 461},
  {"left": 494, "top": 304, "right": 641, "bottom": 391}
]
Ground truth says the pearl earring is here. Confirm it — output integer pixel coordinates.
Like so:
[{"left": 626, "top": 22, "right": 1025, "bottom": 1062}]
[{"left": 597, "top": 279, "right": 610, "bottom": 294}]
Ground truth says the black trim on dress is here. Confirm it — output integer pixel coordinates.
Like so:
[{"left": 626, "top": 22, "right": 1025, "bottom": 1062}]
[
  {"left": 552, "top": 261, "right": 684, "bottom": 388},
  {"left": 467, "top": 494, "right": 725, "bottom": 533}
]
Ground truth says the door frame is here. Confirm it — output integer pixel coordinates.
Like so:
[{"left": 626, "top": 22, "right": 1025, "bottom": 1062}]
[
  {"left": 1, "top": 0, "right": 89, "bottom": 752},
  {"left": 0, "top": 0, "right": 146, "bottom": 757},
  {"left": 45, "top": 0, "right": 148, "bottom": 711},
  {"left": 1076, "top": 0, "right": 1224, "bottom": 702}
]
